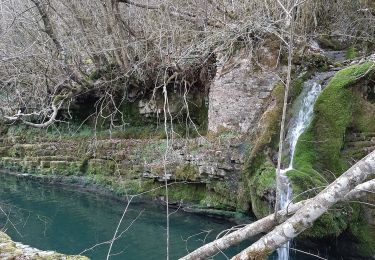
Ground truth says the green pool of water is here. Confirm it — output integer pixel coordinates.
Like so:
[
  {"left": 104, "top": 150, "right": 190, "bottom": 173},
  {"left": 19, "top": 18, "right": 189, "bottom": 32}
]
[{"left": 0, "top": 172, "right": 333, "bottom": 259}]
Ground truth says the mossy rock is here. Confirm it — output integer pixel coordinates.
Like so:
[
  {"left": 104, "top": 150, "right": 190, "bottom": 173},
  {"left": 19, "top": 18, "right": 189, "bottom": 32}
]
[
  {"left": 49, "top": 161, "right": 70, "bottom": 175},
  {"left": 8, "top": 144, "right": 26, "bottom": 158},
  {"left": 294, "top": 61, "right": 375, "bottom": 174},
  {"left": 174, "top": 164, "right": 200, "bottom": 181},
  {"left": 301, "top": 207, "right": 350, "bottom": 238},
  {"left": 249, "top": 160, "right": 276, "bottom": 218},
  {"left": 248, "top": 83, "right": 284, "bottom": 162},
  {"left": 317, "top": 35, "right": 347, "bottom": 51},
  {"left": 0, "top": 146, "right": 9, "bottom": 157},
  {"left": 40, "top": 161, "right": 51, "bottom": 169},
  {"left": 0, "top": 157, "right": 23, "bottom": 171},
  {"left": 87, "top": 159, "right": 115, "bottom": 176},
  {"left": 21, "top": 160, "right": 39, "bottom": 173},
  {"left": 202, "top": 181, "right": 239, "bottom": 210},
  {"left": 199, "top": 190, "right": 234, "bottom": 210},
  {"left": 168, "top": 183, "right": 206, "bottom": 202},
  {"left": 289, "top": 61, "right": 375, "bottom": 247},
  {"left": 107, "top": 177, "right": 206, "bottom": 204}
]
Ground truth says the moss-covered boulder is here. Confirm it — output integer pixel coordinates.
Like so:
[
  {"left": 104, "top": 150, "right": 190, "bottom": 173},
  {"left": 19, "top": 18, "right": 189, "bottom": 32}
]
[{"left": 289, "top": 61, "right": 375, "bottom": 255}]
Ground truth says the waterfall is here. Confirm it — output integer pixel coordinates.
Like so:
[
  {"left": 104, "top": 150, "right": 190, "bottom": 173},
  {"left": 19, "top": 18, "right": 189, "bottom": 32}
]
[{"left": 276, "top": 76, "right": 324, "bottom": 260}]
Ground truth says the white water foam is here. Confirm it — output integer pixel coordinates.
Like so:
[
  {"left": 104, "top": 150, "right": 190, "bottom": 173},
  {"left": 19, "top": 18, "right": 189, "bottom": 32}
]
[{"left": 276, "top": 80, "right": 322, "bottom": 260}]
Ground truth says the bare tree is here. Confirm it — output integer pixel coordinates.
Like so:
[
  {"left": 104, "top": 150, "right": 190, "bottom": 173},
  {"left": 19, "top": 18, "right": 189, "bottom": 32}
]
[{"left": 2, "top": 0, "right": 374, "bottom": 127}]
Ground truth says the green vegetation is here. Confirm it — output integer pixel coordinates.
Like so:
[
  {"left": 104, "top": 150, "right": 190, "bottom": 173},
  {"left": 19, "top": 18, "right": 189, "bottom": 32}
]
[
  {"left": 351, "top": 90, "right": 375, "bottom": 133},
  {"left": 87, "top": 159, "right": 115, "bottom": 176},
  {"left": 249, "top": 159, "right": 276, "bottom": 218},
  {"left": 293, "top": 61, "right": 374, "bottom": 174},
  {"left": 350, "top": 221, "right": 375, "bottom": 256},
  {"left": 4, "top": 120, "right": 209, "bottom": 142},
  {"left": 246, "top": 72, "right": 317, "bottom": 218},
  {"left": 175, "top": 164, "right": 200, "bottom": 180},
  {"left": 251, "top": 160, "right": 276, "bottom": 198},
  {"left": 346, "top": 46, "right": 358, "bottom": 59},
  {"left": 303, "top": 209, "right": 349, "bottom": 238}
]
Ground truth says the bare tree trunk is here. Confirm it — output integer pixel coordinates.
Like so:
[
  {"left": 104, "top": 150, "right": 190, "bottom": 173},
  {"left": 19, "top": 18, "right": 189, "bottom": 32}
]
[
  {"left": 274, "top": 0, "right": 295, "bottom": 220},
  {"left": 232, "top": 150, "right": 375, "bottom": 260}
]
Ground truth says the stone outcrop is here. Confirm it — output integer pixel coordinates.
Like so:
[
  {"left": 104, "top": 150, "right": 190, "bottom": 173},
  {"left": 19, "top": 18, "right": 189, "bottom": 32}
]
[
  {"left": 0, "top": 231, "right": 87, "bottom": 260},
  {"left": 208, "top": 49, "right": 279, "bottom": 134},
  {"left": 0, "top": 132, "right": 248, "bottom": 211}
]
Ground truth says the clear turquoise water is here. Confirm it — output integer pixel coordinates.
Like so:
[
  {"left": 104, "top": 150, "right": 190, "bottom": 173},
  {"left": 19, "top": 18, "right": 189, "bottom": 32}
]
[
  {"left": 0, "top": 173, "right": 251, "bottom": 259},
  {"left": 0, "top": 172, "right": 330, "bottom": 259}
]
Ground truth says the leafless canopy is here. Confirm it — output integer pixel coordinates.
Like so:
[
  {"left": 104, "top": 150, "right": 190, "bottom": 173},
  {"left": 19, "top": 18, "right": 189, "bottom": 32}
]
[{"left": 0, "top": 0, "right": 374, "bottom": 126}]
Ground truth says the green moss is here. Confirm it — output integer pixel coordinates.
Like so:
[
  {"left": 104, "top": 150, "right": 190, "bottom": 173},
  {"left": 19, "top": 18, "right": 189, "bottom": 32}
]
[
  {"left": 167, "top": 183, "right": 206, "bottom": 202},
  {"left": 293, "top": 125, "right": 316, "bottom": 172},
  {"left": 248, "top": 83, "right": 284, "bottom": 163},
  {"left": 201, "top": 181, "right": 239, "bottom": 210},
  {"left": 350, "top": 222, "right": 375, "bottom": 256},
  {"left": 175, "top": 164, "right": 199, "bottom": 180},
  {"left": 289, "top": 73, "right": 308, "bottom": 102},
  {"left": 244, "top": 81, "right": 283, "bottom": 217},
  {"left": 200, "top": 191, "right": 233, "bottom": 210},
  {"left": 251, "top": 161, "right": 276, "bottom": 197},
  {"left": 295, "top": 61, "right": 374, "bottom": 174},
  {"left": 98, "top": 177, "right": 157, "bottom": 196},
  {"left": 351, "top": 91, "right": 375, "bottom": 133},
  {"left": 346, "top": 46, "right": 358, "bottom": 59},
  {"left": 21, "top": 160, "right": 39, "bottom": 173},
  {"left": 87, "top": 159, "right": 115, "bottom": 176},
  {"left": 93, "top": 176, "right": 207, "bottom": 204},
  {"left": 49, "top": 161, "right": 76, "bottom": 175},
  {"left": 248, "top": 159, "right": 276, "bottom": 218},
  {"left": 302, "top": 209, "right": 349, "bottom": 238}
]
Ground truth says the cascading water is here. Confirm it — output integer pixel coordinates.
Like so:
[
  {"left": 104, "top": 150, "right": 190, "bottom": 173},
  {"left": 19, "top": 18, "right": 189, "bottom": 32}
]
[{"left": 276, "top": 72, "right": 333, "bottom": 260}]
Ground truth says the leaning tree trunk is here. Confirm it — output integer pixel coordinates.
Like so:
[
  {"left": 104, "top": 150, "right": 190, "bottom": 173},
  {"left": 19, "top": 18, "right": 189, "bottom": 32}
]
[{"left": 232, "top": 149, "right": 375, "bottom": 260}]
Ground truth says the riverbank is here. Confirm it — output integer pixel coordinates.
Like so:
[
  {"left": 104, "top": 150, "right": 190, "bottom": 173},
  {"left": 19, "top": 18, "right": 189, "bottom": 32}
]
[
  {"left": 0, "top": 231, "right": 88, "bottom": 260},
  {"left": 0, "top": 169, "right": 250, "bottom": 223}
]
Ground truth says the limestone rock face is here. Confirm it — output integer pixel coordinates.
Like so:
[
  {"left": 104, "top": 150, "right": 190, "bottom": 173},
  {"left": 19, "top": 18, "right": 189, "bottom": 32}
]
[{"left": 208, "top": 50, "right": 279, "bottom": 134}]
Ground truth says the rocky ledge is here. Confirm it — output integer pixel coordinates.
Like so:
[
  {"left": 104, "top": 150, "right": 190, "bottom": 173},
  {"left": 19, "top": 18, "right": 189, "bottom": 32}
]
[{"left": 0, "top": 231, "right": 88, "bottom": 260}]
